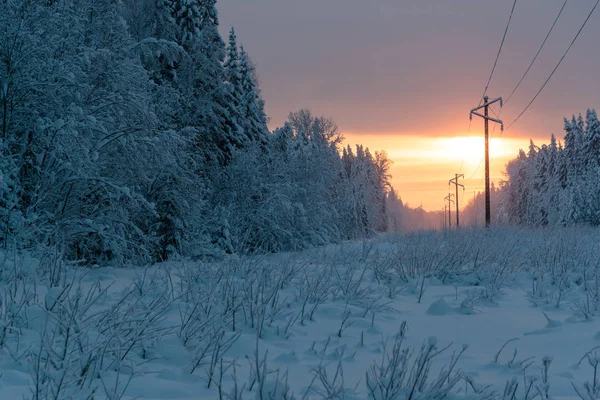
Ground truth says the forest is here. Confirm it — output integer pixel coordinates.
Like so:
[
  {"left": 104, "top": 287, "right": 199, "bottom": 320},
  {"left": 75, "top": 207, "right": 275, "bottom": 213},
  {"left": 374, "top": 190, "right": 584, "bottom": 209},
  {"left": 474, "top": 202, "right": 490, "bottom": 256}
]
[
  {"left": 0, "top": 0, "right": 402, "bottom": 264},
  {"left": 2, "top": 0, "right": 598, "bottom": 259},
  {"left": 461, "top": 109, "right": 600, "bottom": 228}
]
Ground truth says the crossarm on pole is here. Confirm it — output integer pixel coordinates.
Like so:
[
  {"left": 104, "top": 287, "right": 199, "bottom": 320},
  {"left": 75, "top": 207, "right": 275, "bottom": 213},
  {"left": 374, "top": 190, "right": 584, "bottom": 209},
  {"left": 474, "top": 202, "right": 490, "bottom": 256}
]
[
  {"left": 469, "top": 97, "right": 503, "bottom": 114},
  {"left": 469, "top": 111, "right": 504, "bottom": 131}
]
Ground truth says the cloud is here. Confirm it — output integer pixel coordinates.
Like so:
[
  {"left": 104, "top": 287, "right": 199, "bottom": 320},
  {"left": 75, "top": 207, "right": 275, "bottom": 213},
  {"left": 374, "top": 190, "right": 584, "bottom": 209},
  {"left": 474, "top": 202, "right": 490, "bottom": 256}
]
[
  {"left": 219, "top": 0, "right": 600, "bottom": 137},
  {"left": 218, "top": 0, "right": 600, "bottom": 209}
]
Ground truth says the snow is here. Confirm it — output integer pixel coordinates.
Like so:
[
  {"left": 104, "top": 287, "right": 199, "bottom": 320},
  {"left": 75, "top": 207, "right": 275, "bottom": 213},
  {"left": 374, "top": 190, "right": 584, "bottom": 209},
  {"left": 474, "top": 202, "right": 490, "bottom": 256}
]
[
  {"left": 0, "top": 231, "right": 599, "bottom": 399},
  {"left": 425, "top": 297, "right": 455, "bottom": 316}
]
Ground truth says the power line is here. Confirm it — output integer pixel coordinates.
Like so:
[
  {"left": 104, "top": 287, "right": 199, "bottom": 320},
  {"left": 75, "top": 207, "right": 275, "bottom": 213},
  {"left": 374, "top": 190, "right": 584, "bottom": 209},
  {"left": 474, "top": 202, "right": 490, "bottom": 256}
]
[
  {"left": 505, "top": 0, "right": 600, "bottom": 131},
  {"left": 474, "top": 2, "right": 568, "bottom": 204},
  {"left": 491, "top": 0, "right": 566, "bottom": 142},
  {"left": 469, "top": 156, "right": 484, "bottom": 180},
  {"left": 458, "top": 118, "right": 472, "bottom": 174},
  {"left": 481, "top": 0, "right": 518, "bottom": 100},
  {"left": 504, "top": 0, "right": 569, "bottom": 106},
  {"left": 464, "top": 1, "right": 516, "bottom": 196},
  {"left": 490, "top": 107, "right": 500, "bottom": 120}
]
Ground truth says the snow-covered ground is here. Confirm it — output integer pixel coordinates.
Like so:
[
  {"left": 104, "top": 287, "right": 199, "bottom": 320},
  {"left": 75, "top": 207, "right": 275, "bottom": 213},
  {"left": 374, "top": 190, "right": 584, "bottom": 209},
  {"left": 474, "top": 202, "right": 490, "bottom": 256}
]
[{"left": 1, "top": 228, "right": 599, "bottom": 399}]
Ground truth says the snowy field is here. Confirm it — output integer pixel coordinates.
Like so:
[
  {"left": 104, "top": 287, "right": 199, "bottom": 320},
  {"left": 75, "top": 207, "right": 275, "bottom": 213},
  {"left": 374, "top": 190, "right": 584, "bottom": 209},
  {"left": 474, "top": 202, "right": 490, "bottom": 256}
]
[{"left": 1, "top": 228, "right": 600, "bottom": 399}]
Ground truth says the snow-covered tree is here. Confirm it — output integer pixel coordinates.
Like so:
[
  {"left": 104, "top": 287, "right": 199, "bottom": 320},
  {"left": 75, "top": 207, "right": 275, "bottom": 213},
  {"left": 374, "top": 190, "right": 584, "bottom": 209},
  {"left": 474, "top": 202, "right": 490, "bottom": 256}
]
[
  {"left": 500, "top": 109, "right": 600, "bottom": 228},
  {"left": 238, "top": 46, "right": 269, "bottom": 145},
  {"left": 0, "top": 0, "right": 398, "bottom": 262}
]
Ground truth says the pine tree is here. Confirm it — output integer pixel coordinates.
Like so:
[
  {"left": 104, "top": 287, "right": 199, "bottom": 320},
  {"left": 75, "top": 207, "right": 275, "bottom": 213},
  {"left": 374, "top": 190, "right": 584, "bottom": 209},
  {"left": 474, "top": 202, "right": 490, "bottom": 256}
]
[
  {"left": 238, "top": 45, "right": 269, "bottom": 145},
  {"left": 342, "top": 145, "right": 354, "bottom": 178},
  {"left": 563, "top": 115, "right": 586, "bottom": 224},
  {"left": 505, "top": 150, "right": 529, "bottom": 224},
  {"left": 525, "top": 140, "right": 543, "bottom": 225},
  {"left": 170, "top": 0, "right": 203, "bottom": 46},
  {"left": 545, "top": 133, "right": 561, "bottom": 225},
  {"left": 162, "top": 0, "right": 243, "bottom": 166},
  {"left": 224, "top": 27, "right": 244, "bottom": 118},
  {"left": 585, "top": 109, "right": 600, "bottom": 168},
  {"left": 386, "top": 187, "right": 403, "bottom": 231},
  {"left": 583, "top": 109, "right": 600, "bottom": 225},
  {"left": 272, "top": 122, "right": 294, "bottom": 156}
]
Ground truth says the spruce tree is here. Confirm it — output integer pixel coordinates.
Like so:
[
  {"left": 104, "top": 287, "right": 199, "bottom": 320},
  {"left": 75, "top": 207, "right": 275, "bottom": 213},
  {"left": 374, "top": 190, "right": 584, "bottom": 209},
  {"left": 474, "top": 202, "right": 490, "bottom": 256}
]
[
  {"left": 585, "top": 109, "right": 600, "bottom": 168},
  {"left": 239, "top": 46, "right": 269, "bottom": 145},
  {"left": 584, "top": 109, "right": 600, "bottom": 224},
  {"left": 224, "top": 27, "right": 244, "bottom": 120}
]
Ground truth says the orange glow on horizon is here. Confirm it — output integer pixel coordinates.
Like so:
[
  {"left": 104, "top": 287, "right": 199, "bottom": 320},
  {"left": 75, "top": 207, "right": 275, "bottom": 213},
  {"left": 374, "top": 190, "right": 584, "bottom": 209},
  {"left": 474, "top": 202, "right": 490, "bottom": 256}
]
[{"left": 343, "top": 132, "right": 547, "bottom": 211}]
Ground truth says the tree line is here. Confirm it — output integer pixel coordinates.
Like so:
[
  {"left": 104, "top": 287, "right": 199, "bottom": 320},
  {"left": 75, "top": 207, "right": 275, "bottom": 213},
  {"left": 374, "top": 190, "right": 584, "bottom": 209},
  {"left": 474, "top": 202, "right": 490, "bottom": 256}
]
[
  {"left": 461, "top": 109, "right": 600, "bottom": 227},
  {"left": 0, "top": 0, "right": 396, "bottom": 264}
]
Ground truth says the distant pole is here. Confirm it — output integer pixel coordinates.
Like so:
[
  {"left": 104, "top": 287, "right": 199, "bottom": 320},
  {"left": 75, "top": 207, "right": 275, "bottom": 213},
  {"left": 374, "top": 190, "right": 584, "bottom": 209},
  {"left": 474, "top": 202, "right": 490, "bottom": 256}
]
[
  {"left": 484, "top": 98, "right": 490, "bottom": 227},
  {"left": 444, "top": 193, "right": 455, "bottom": 228},
  {"left": 449, "top": 174, "right": 464, "bottom": 227},
  {"left": 448, "top": 196, "right": 451, "bottom": 228},
  {"left": 470, "top": 96, "right": 503, "bottom": 228},
  {"left": 443, "top": 206, "right": 447, "bottom": 230},
  {"left": 448, "top": 195, "right": 451, "bottom": 228}
]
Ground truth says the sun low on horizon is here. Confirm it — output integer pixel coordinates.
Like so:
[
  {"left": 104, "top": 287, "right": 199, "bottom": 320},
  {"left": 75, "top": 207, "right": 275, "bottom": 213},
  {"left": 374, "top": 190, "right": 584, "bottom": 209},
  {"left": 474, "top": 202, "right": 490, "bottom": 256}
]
[{"left": 342, "top": 131, "right": 545, "bottom": 212}]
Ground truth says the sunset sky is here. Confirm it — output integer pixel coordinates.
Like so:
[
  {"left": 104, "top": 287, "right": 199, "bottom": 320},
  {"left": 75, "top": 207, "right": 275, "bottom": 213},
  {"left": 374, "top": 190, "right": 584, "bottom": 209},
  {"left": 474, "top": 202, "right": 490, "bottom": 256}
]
[{"left": 218, "top": 0, "right": 600, "bottom": 211}]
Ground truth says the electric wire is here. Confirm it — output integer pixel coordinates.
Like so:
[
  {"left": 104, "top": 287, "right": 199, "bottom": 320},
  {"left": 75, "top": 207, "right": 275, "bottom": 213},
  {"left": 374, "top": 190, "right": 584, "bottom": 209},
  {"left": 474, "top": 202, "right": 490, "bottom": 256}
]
[
  {"left": 481, "top": 0, "right": 518, "bottom": 100},
  {"left": 469, "top": 156, "right": 484, "bottom": 181},
  {"left": 466, "top": 0, "right": 517, "bottom": 193},
  {"left": 465, "top": 0, "right": 570, "bottom": 215},
  {"left": 458, "top": 0, "right": 517, "bottom": 210},
  {"left": 504, "top": 0, "right": 569, "bottom": 106},
  {"left": 485, "top": 0, "right": 567, "bottom": 148},
  {"left": 505, "top": 0, "right": 600, "bottom": 131},
  {"left": 489, "top": 0, "right": 567, "bottom": 145},
  {"left": 471, "top": 0, "right": 570, "bottom": 192},
  {"left": 458, "top": 118, "right": 473, "bottom": 175}
]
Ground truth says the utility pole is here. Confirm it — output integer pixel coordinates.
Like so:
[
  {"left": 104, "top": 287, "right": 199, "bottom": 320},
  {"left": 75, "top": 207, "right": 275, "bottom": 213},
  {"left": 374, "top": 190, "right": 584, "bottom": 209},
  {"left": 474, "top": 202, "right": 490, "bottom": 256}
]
[
  {"left": 444, "top": 193, "right": 454, "bottom": 228},
  {"left": 443, "top": 205, "right": 447, "bottom": 230},
  {"left": 470, "top": 96, "right": 503, "bottom": 227},
  {"left": 449, "top": 174, "right": 464, "bottom": 227}
]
